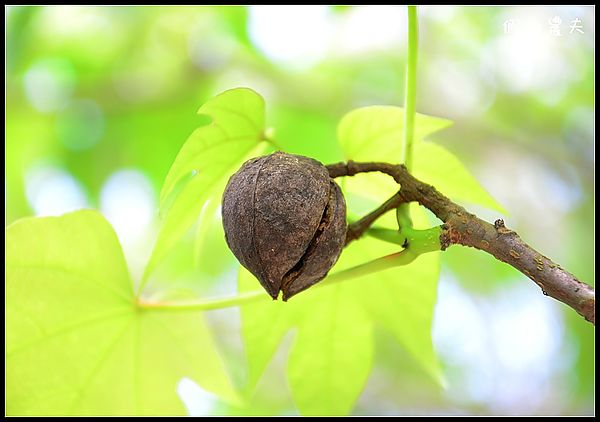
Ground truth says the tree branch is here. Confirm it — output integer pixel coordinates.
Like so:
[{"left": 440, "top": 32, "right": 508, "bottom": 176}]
[
  {"left": 345, "top": 193, "right": 405, "bottom": 246},
  {"left": 327, "top": 161, "right": 595, "bottom": 325}
]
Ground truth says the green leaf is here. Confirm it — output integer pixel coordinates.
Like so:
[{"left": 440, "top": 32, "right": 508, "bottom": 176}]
[
  {"left": 7, "top": 211, "right": 238, "bottom": 415},
  {"left": 414, "top": 142, "right": 506, "bottom": 214},
  {"left": 340, "top": 171, "right": 400, "bottom": 215},
  {"left": 338, "top": 105, "right": 453, "bottom": 161},
  {"left": 239, "top": 270, "right": 373, "bottom": 416},
  {"left": 159, "top": 88, "right": 266, "bottom": 207},
  {"left": 192, "top": 195, "right": 234, "bottom": 275},
  {"left": 239, "top": 268, "right": 298, "bottom": 391},
  {"left": 287, "top": 286, "right": 373, "bottom": 416},
  {"left": 338, "top": 105, "right": 505, "bottom": 213},
  {"left": 240, "top": 233, "right": 440, "bottom": 415},
  {"left": 336, "top": 106, "right": 448, "bottom": 384},
  {"left": 336, "top": 201, "right": 444, "bottom": 384},
  {"left": 239, "top": 205, "right": 442, "bottom": 414},
  {"left": 144, "top": 88, "right": 269, "bottom": 282}
]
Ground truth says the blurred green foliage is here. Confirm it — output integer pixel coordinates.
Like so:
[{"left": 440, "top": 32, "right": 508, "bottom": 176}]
[{"left": 6, "top": 5, "right": 594, "bottom": 416}]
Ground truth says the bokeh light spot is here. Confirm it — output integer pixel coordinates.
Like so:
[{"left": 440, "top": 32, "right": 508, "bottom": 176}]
[
  {"left": 100, "top": 169, "right": 156, "bottom": 244},
  {"left": 177, "top": 378, "right": 218, "bottom": 416},
  {"left": 25, "top": 163, "right": 88, "bottom": 216},
  {"left": 433, "top": 274, "right": 568, "bottom": 414},
  {"left": 248, "top": 6, "right": 333, "bottom": 69},
  {"left": 23, "top": 58, "right": 76, "bottom": 113}
]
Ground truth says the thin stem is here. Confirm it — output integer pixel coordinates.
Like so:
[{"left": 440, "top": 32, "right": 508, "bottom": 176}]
[
  {"left": 396, "top": 202, "right": 413, "bottom": 232},
  {"left": 327, "top": 249, "right": 419, "bottom": 284},
  {"left": 406, "top": 226, "right": 442, "bottom": 253},
  {"left": 137, "top": 247, "right": 431, "bottom": 313},
  {"left": 367, "top": 227, "right": 405, "bottom": 245},
  {"left": 397, "top": 6, "right": 419, "bottom": 231},
  {"left": 137, "top": 289, "right": 268, "bottom": 312},
  {"left": 403, "top": 5, "right": 418, "bottom": 171}
]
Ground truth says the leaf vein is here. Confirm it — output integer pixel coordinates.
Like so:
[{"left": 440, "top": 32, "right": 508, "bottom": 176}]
[
  {"left": 206, "top": 104, "right": 262, "bottom": 134},
  {"left": 7, "top": 308, "right": 132, "bottom": 357},
  {"left": 8, "top": 264, "right": 131, "bottom": 303},
  {"left": 68, "top": 317, "right": 135, "bottom": 414}
]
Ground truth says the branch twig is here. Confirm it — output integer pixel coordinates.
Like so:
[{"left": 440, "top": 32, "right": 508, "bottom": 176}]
[
  {"left": 327, "top": 161, "right": 595, "bottom": 325},
  {"left": 345, "top": 193, "right": 405, "bottom": 246}
]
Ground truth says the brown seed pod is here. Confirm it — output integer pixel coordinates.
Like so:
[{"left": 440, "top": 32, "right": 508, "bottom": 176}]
[{"left": 222, "top": 151, "right": 346, "bottom": 300}]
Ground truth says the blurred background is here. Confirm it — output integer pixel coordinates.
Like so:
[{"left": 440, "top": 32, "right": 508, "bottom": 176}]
[{"left": 5, "top": 5, "right": 594, "bottom": 416}]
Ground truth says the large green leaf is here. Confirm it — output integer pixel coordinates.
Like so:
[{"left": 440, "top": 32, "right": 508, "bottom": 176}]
[
  {"left": 6, "top": 210, "right": 238, "bottom": 415},
  {"left": 192, "top": 194, "right": 235, "bottom": 276},
  {"left": 239, "top": 216, "right": 440, "bottom": 415},
  {"left": 144, "top": 88, "right": 269, "bottom": 281},
  {"left": 193, "top": 144, "right": 275, "bottom": 276},
  {"left": 335, "top": 105, "right": 478, "bottom": 383},
  {"left": 239, "top": 270, "right": 373, "bottom": 416},
  {"left": 339, "top": 205, "right": 444, "bottom": 383},
  {"left": 338, "top": 105, "right": 453, "bottom": 161},
  {"left": 338, "top": 105, "right": 505, "bottom": 213},
  {"left": 287, "top": 286, "right": 373, "bottom": 416},
  {"left": 413, "top": 142, "right": 506, "bottom": 214},
  {"left": 239, "top": 268, "right": 299, "bottom": 391}
]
